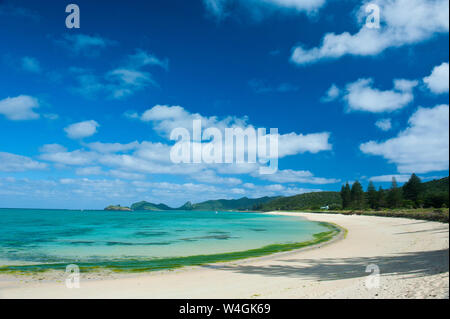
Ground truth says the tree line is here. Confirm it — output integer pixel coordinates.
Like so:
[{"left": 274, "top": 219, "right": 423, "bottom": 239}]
[{"left": 340, "top": 174, "right": 449, "bottom": 210}]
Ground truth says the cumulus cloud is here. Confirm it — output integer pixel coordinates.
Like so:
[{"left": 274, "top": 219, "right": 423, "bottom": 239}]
[
  {"left": 277, "top": 132, "right": 331, "bottom": 156},
  {"left": 0, "top": 95, "right": 40, "bottom": 120},
  {"left": 343, "top": 78, "right": 417, "bottom": 113},
  {"left": 138, "top": 105, "right": 332, "bottom": 158},
  {"left": 64, "top": 120, "right": 100, "bottom": 139},
  {"left": 360, "top": 104, "right": 449, "bottom": 173},
  {"left": 0, "top": 152, "right": 47, "bottom": 172},
  {"left": 291, "top": 0, "right": 449, "bottom": 65},
  {"left": 375, "top": 118, "right": 392, "bottom": 131},
  {"left": 423, "top": 62, "right": 449, "bottom": 94}
]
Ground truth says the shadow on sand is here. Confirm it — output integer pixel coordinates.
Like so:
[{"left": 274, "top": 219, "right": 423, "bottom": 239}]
[{"left": 206, "top": 249, "right": 449, "bottom": 281}]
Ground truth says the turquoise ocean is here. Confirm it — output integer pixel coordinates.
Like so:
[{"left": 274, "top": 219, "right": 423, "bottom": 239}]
[{"left": 0, "top": 209, "right": 333, "bottom": 272}]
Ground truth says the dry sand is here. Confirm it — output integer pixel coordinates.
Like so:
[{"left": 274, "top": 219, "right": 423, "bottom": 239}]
[{"left": 0, "top": 212, "right": 448, "bottom": 299}]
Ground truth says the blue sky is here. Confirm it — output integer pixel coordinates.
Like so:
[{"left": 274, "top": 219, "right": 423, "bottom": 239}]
[{"left": 0, "top": 0, "right": 448, "bottom": 209}]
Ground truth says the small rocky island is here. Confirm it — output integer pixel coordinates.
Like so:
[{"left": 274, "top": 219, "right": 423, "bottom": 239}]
[{"left": 104, "top": 205, "right": 132, "bottom": 212}]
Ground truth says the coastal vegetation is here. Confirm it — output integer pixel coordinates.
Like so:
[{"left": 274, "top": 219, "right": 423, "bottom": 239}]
[
  {"left": 254, "top": 192, "right": 341, "bottom": 211},
  {"left": 121, "top": 196, "right": 279, "bottom": 212},
  {"left": 105, "top": 176, "right": 448, "bottom": 222},
  {"left": 104, "top": 205, "right": 132, "bottom": 211},
  {"left": 339, "top": 175, "right": 449, "bottom": 210},
  {"left": 257, "top": 175, "right": 449, "bottom": 223},
  {"left": 131, "top": 201, "right": 172, "bottom": 211}
]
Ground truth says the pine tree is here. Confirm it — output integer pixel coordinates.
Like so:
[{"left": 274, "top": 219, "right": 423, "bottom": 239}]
[
  {"left": 350, "top": 181, "right": 365, "bottom": 209},
  {"left": 367, "top": 181, "right": 378, "bottom": 209},
  {"left": 403, "top": 173, "right": 423, "bottom": 207},
  {"left": 377, "top": 186, "right": 386, "bottom": 208},
  {"left": 340, "top": 182, "right": 351, "bottom": 209},
  {"left": 387, "top": 177, "right": 403, "bottom": 208}
]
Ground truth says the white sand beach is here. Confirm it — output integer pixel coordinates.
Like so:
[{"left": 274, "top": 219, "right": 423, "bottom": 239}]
[{"left": 0, "top": 212, "right": 448, "bottom": 299}]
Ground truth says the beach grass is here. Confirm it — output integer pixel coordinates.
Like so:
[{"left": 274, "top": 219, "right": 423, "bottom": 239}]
[{"left": 0, "top": 222, "right": 341, "bottom": 274}]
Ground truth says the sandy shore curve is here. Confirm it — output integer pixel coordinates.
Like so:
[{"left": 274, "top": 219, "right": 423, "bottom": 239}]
[{"left": 0, "top": 212, "right": 448, "bottom": 299}]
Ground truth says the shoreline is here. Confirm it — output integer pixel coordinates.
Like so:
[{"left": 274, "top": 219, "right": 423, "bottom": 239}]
[
  {"left": 0, "top": 212, "right": 448, "bottom": 298},
  {"left": 0, "top": 217, "right": 343, "bottom": 274}
]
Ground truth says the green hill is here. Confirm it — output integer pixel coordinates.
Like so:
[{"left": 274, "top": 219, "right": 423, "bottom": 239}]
[
  {"left": 129, "top": 196, "right": 279, "bottom": 211},
  {"left": 113, "top": 176, "right": 449, "bottom": 213},
  {"left": 130, "top": 201, "right": 173, "bottom": 211},
  {"left": 104, "top": 205, "right": 132, "bottom": 211},
  {"left": 421, "top": 177, "right": 449, "bottom": 208},
  {"left": 258, "top": 191, "right": 342, "bottom": 211},
  {"left": 183, "top": 196, "right": 279, "bottom": 211},
  {"left": 422, "top": 177, "right": 449, "bottom": 194}
]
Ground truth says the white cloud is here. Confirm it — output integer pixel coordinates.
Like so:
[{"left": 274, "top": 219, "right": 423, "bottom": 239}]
[
  {"left": 133, "top": 141, "right": 173, "bottom": 162},
  {"left": 127, "top": 49, "right": 169, "bottom": 70},
  {"left": 64, "top": 120, "right": 99, "bottom": 139},
  {"left": 39, "top": 144, "right": 68, "bottom": 153},
  {"left": 106, "top": 68, "right": 155, "bottom": 99},
  {"left": 0, "top": 95, "right": 40, "bottom": 120},
  {"left": 56, "top": 34, "right": 116, "bottom": 57},
  {"left": 277, "top": 132, "right": 331, "bottom": 156},
  {"left": 369, "top": 174, "right": 412, "bottom": 183},
  {"left": 321, "top": 84, "right": 340, "bottom": 102},
  {"left": 75, "top": 166, "right": 145, "bottom": 180},
  {"left": 423, "top": 62, "right": 449, "bottom": 94},
  {"left": 291, "top": 0, "right": 449, "bottom": 65},
  {"left": 40, "top": 149, "right": 97, "bottom": 166},
  {"left": 257, "top": 169, "right": 340, "bottom": 184},
  {"left": 375, "top": 118, "right": 392, "bottom": 131},
  {"left": 344, "top": 78, "right": 417, "bottom": 113},
  {"left": 139, "top": 105, "right": 332, "bottom": 157},
  {"left": 191, "top": 170, "right": 242, "bottom": 185},
  {"left": 86, "top": 141, "right": 139, "bottom": 153},
  {"left": 360, "top": 104, "right": 449, "bottom": 173},
  {"left": 71, "top": 49, "right": 167, "bottom": 99},
  {"left": 204, "top": 0, "right": 327, "bottom": 20},
  {"left": 21, "top": 56, "right": 41, "bottom": 73},
  {"left": 123, "top": 111, "right": 139, "bottom": 119},
  {"left": 75, "top": 166, "right": 103, "bottom": 176},
  {"left": 0, "top": 152, "right": 47, "bottom": 172},
  {"left": 369, "top": 174, "right": 444, "bottom": 183}
]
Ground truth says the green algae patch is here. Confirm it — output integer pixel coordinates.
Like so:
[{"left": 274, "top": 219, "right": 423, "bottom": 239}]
[{"left": 0, "top": 223, "right": 341, "bottom": 274}]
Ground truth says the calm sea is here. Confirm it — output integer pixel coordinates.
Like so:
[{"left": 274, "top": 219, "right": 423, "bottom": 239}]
[{"left": 0, "top": 209, "right": 330, "bottom": 271}]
